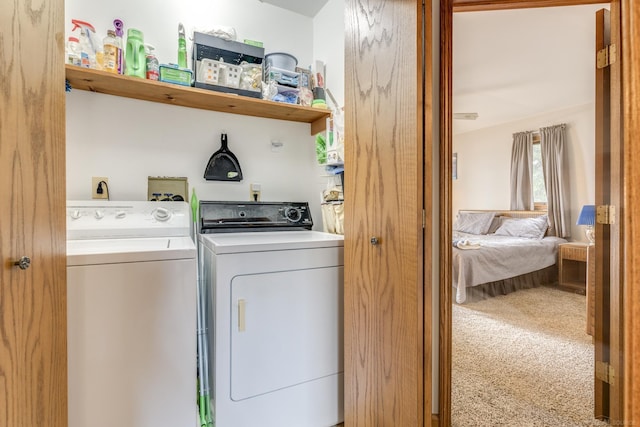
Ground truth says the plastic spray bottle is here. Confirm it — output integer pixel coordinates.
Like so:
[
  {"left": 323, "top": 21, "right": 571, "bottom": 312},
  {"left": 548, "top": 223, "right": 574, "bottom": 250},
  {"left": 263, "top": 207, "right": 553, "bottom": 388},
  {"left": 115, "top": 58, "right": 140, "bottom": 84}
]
[
  {"left": 66, "top": 36, "right": 81, "bottom": 66},
  {"left": 71, "top": 19, "right": 100, "bottom": 69},
  {"left": 178, "top": 23, "right": 187, "bottom": 68}
]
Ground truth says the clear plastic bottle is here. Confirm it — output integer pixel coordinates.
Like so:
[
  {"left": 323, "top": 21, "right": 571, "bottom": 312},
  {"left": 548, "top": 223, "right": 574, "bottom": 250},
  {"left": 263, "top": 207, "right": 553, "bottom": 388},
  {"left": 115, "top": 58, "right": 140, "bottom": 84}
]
[
  {"left": 66, "top": 36, "right": 81, "bottom": 66},
  {"left": 94, "top": 43, "right": 104, "bottom": 70},
  {"left": 145, "top": 44, "right": 159, "bottom": 80},
  {"left": 103, "top": 30, "right": 120, "bottom": 74},
  {"left": 78, "top": 28, "right": 94, "bottom": 68}
]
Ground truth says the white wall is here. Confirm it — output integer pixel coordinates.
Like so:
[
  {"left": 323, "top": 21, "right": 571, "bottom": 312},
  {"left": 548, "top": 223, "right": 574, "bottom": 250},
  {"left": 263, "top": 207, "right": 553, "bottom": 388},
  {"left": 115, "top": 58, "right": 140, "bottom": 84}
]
[
  {"left": 65, "top": 0, "right": 336, "bottom": 228},
  {"left": 313, "top": 0, "right": 345, "bottom": 109},
  {"left": 452, "top": 103, "right": 596, "bottom": 242}
]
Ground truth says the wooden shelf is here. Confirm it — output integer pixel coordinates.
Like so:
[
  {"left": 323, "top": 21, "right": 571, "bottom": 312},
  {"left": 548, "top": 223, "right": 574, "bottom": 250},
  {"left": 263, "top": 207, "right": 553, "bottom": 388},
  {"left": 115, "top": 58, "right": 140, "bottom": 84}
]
[{"left": 65, "top": 65, "right": 331, "bottom": 135}]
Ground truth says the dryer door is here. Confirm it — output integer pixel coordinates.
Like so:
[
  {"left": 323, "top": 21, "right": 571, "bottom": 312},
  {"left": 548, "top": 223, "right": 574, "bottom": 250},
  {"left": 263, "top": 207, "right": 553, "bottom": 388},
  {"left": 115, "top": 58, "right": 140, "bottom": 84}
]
[{"left": 230, "top": 266, "right": 343, "bottom": 401}]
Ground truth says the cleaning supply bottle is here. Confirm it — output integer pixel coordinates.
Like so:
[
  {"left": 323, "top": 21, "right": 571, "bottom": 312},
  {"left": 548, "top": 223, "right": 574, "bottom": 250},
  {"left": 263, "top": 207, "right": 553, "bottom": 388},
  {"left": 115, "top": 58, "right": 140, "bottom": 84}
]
[
  {"left": 66, "top": 36, "right": 81, "bottom": 66},
  {"left": 94, "top": 41, "right": 104, "bottom": 70},
  {"left": 145, "top": 44, "right": 159, "bottom": 80},
  {"left": 71, "top": 19, "right": 99, "bottom": 69},
  {"left": 78, "top": 28, "right": 94, "bottom": 68},
  {"left": 125, "top": 28, "right": 146, "bottom": 78},
  {"left": 113, "top": 19, "right": 125, "bottom": 74},
  {"left": 178, "top": 23, "right": 187, "bottom": 68},
  {"left": 103, "top": 30, "right": 119, "bottom": 74}
]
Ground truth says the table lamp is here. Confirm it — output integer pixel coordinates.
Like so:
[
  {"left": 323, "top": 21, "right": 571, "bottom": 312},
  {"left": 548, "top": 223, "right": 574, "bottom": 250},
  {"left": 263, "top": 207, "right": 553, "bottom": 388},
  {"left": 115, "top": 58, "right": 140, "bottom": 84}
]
[{"left": 576, "top": 204, "right": 596, "bottom": 244}]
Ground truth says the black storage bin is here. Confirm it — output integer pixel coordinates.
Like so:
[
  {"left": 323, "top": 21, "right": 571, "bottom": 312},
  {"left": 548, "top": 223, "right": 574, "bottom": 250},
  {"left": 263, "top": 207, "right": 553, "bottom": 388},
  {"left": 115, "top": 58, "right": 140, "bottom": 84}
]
[{"left": 192, "top": 32, "right": 265, "bottom": 99}]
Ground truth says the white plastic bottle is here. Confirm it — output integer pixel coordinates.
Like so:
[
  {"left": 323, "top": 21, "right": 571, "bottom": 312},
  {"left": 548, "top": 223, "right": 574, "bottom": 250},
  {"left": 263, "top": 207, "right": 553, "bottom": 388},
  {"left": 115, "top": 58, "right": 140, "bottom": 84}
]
[
  {"left": 66, "top": 36, "right": 81, "bottom": 66},
  {"left": 103, "top": 30, "right": 120, "bottom": 73}
]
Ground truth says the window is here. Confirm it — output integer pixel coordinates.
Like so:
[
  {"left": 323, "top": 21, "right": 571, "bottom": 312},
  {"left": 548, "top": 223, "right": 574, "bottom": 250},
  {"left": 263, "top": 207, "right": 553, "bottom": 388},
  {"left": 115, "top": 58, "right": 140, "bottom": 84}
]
[{"left": 532, "top": 140, "right": 547, "bottom": 209}]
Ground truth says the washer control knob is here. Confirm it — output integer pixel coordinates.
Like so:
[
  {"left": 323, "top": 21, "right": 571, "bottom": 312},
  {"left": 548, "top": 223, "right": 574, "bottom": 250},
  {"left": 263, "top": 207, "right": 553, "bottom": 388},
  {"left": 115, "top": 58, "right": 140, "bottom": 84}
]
[
  {"left": 70, "top": 210, "right": 81, "bottom": 220},
  {"left": 115, "top": 210, "right": 126, "bottom": 219},
  {"left": 95, "top": 210, "right": 104, "bottom": 220},
  {"left": 153, "top": 207, "right": 171, "bottom": 222},
  {"left": 284, "top": 207, "right": 302, "bottom": 222}
]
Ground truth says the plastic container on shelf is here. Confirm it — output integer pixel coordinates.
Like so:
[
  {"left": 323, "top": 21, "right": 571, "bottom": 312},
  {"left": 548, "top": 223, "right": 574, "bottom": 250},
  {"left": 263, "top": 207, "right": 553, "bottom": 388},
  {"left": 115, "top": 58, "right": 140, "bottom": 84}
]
[
  {"left": 78, "top": 28, "right": 94, "bottom": 68},
  {"left": 66, "top": 37, "right": 81, "bottom": 66},
  {"left": 145, "top": 44, "right": 159, "bottom": 80},
  {"left": 265, "top": 52, "right": 297, "bottom": 71},
  {"left": 103, "top": 30, "right": 120, "bottom": 74},
  {"left": 125, "top": 28, "right": 146, "bottom": 78},
  {"left": 265, "top": 66, "right": 299, "bottom": 88}
]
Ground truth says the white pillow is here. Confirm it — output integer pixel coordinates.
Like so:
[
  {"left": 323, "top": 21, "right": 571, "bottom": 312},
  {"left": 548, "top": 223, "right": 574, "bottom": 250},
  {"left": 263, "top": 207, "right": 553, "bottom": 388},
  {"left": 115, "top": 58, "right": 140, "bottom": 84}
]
[
  {"left": 453, "top": 212, "right": 496, "bottom": 235},
  {"left": 494, "top": 215, "right": 549, "bottom": 239}
]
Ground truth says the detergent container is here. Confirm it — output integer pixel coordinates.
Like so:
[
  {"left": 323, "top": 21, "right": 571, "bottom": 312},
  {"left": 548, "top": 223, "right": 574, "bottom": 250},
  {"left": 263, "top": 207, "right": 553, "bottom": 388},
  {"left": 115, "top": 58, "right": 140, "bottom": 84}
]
[{"left": 125, "top": 28, "right": 146, "bottom": 78}]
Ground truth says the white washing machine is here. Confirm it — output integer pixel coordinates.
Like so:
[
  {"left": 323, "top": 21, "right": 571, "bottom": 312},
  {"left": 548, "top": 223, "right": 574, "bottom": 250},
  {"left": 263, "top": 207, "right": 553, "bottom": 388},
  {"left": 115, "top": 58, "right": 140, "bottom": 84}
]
[
  {"left": 66, "top": 200, "right": 197, "bottom": 427},
  {"left": 198, "top": 201, "right": 344, "bottom": 427}
]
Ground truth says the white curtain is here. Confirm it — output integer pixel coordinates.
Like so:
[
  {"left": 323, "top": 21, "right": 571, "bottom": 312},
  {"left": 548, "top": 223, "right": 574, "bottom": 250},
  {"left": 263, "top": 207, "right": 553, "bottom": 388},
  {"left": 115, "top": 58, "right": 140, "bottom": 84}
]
[
  {"left": 540, "top": 124, "right": 571, "bottom": 238},
  {"left": 510, "top": 131, "right": 534, "bottom": 210}
]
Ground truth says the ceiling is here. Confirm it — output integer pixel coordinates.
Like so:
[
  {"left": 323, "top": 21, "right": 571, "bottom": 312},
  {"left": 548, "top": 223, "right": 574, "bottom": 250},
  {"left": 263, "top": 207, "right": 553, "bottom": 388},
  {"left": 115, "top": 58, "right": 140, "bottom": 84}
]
[
  {"left": 259, "top": 0, "right": 329, "bottom": 17},
  {"left": 453, "top": 4, "right": 609, "bottom": 135}
]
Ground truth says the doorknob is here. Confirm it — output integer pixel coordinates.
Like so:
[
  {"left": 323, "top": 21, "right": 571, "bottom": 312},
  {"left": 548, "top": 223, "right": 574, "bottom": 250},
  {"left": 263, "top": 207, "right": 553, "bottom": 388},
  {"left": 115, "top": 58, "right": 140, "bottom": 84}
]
[
  {"left": 370, "top": 237, "right": 380, "bottom": 245},
  {"left": 13, "top": 256, "right": 31, "bottom": 270}
]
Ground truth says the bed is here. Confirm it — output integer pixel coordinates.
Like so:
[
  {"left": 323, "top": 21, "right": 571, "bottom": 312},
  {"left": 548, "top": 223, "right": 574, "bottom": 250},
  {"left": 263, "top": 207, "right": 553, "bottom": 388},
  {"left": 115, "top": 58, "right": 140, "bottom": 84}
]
[{"left": 452, "top": 210, "right": 567, "bottom": 304}]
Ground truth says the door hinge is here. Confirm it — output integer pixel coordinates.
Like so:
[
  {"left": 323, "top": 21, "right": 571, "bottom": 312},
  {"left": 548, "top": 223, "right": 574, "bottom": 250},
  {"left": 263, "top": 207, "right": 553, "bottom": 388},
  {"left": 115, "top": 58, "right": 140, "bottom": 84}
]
[
  {"left": 422, "top": 209, "right": 426, "bottom": 229},
  {"left": 596, "top": 361, "right": 615, "bottom": 385},
  {"left": 596, "top": 205, "right": 615, "bottom": 225},
  {"left": 597, "top": 44, "right": 617, "bottom": 69}
]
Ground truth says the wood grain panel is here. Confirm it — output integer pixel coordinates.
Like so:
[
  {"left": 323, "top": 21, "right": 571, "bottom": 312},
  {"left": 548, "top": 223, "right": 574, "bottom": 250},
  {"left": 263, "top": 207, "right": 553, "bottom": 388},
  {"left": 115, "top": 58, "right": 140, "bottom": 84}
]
[
  {"left": 452, "top": 0, "right": 605, "bottom": 12},
  {"left": 593, "top": 7, "right": 611, "bottom": 421},
  {"left": 439, "top": 0, "right": 454, "bottom": 425},
  {"left": 0, "top": 0, "right": 67, "bottom": 426},
  {"left": 607, "top": 1, "right": 624, "bottom": 423},
  {"left": 423, "top": 0, "right": 434, "bottom": 423},
  {"left": 345, "top": 0, "right": 425, "bottom": 425},
  {"left": 621, "top": 1, "right": 640, "bottom": 424}
]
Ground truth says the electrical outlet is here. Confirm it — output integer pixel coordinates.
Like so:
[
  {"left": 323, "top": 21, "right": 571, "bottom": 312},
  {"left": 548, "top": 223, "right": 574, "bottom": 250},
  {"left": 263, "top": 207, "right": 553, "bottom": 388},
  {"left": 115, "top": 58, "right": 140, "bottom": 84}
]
[
  {"left": 250, "top": 183, "right": 261, "bottom": 202},
  {"left": 92, "top": 177, "right": 109, "bottom": 199}
]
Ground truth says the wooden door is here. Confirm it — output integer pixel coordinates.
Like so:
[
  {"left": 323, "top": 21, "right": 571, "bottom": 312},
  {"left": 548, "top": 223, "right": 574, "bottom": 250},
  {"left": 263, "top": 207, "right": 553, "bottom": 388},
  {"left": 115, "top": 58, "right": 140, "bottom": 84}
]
[
  {"left": 344, "top": 0, "right": 430, "bottom": 425},
  {"left": 0, "top": 0, "right": 67, "bottom": 426},
  {"left": 594, "top": 7, "right": 611, "bottom": 421},
  {"left": 621, "top": 1, "right": 640, "bottom": 423},
  {"left": 594, "top": 3, "right": 625, "bottom": 424}
]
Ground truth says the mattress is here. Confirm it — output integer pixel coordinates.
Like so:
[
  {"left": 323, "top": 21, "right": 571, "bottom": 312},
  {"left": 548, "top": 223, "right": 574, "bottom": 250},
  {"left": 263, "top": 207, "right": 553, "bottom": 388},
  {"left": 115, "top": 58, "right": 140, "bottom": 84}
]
[{"left": 452, "top": 232, "right": 567, "bottom": 303}]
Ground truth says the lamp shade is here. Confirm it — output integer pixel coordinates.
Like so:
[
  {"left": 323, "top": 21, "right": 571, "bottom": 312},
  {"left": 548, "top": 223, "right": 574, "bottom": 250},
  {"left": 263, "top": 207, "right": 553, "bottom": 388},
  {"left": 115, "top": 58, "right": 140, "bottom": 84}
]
[{"left": 576, "top": 204, "right": 596, "bottom": 226}]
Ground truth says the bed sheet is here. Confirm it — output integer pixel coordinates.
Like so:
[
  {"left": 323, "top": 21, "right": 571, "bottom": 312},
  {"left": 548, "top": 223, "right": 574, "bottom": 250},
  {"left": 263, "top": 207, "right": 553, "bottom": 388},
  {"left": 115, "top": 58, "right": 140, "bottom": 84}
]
[{"left": 453, "top": 232, "right": 566, "bottom": 303}]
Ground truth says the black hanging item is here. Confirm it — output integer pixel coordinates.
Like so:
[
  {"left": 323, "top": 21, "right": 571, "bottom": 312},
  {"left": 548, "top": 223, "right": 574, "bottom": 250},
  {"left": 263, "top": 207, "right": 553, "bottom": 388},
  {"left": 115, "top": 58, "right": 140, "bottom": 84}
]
[{"left": 204, "top": 133, "right": 243, "bottom": 181}]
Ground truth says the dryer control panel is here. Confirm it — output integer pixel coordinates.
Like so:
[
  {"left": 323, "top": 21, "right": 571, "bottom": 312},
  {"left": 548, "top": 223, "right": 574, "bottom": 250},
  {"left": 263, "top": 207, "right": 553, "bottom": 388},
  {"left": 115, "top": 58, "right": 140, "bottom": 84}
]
[{"left": 199, "top": 201, "right": 313, "bottom": 233}]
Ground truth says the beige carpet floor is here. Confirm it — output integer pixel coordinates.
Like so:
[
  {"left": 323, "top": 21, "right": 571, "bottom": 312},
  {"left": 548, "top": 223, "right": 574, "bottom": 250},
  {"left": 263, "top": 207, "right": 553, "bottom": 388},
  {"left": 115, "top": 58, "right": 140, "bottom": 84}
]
[{"left": 452, "top": 286, "right": 609, "bottom": 427}]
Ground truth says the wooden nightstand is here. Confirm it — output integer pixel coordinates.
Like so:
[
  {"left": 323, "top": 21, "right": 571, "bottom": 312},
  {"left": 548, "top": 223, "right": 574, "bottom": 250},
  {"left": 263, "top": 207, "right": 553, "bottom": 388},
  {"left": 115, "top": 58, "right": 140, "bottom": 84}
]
[{"left": 558, "top": 242, "right": 592, "bottom": 295}]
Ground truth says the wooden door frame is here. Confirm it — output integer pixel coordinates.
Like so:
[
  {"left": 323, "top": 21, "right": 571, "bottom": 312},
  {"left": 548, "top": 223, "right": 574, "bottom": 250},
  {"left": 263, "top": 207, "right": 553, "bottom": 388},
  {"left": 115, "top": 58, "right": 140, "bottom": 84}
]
[{"left": 438, "top": 0, "right": 640, "bottom": 425}]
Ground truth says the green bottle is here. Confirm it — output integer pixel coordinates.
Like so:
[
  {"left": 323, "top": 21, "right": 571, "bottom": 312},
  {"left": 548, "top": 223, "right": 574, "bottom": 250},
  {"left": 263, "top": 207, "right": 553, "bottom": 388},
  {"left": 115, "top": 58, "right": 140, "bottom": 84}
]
[
  {"left": 178, "top": 23, "right": 187, "bottom": 68},
  {"left": 125, "top": 28, "right": 146, "bottom": 78}
]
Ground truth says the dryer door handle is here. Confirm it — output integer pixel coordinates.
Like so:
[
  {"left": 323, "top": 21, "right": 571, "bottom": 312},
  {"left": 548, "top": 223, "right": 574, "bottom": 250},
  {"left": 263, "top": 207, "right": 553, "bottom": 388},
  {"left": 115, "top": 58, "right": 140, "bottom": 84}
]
[{"left": 238, "top": 299, "right": 246, "bottom": 332}]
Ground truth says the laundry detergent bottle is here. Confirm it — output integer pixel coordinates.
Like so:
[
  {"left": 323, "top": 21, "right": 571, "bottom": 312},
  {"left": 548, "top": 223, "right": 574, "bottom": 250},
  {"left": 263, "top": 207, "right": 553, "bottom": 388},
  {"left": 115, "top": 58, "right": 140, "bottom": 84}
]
[{"left": 125, "top": 28, "right": 146, "bottom": 78}]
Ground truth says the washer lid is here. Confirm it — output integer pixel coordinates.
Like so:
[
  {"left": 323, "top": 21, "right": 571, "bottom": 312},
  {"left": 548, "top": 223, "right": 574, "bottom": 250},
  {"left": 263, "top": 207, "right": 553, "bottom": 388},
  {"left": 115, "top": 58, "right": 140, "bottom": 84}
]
[
  {"left": 199, "top": 231, "right": 343, "bottom": 254},
  {"left": 67, "top": 236, "right": 196, "bottom": 266}
]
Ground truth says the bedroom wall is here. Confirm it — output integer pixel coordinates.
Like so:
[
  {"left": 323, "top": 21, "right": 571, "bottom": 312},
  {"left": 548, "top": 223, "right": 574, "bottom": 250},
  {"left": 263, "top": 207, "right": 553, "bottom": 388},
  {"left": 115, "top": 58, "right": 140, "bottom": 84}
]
[{"left": 452, "top": 102, "right": 595, "bottom": 242}]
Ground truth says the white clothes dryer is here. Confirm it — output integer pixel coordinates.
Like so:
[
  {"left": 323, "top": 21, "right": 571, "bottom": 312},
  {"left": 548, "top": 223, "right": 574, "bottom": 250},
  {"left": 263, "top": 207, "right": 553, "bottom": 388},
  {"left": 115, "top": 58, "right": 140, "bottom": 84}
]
[
  {"left": 66, "top": 201, "right": 197, "bottom": 427},
  {"left": 198, "top": 201, "right": 344, "bottom": 427}
]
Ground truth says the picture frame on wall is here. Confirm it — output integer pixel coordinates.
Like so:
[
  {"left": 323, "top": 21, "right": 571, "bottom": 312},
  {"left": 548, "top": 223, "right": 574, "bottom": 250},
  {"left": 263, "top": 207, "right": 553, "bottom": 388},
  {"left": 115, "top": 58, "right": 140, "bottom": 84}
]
[{"left": 453, "top": 152, "right": 458, "bottom": 180}]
